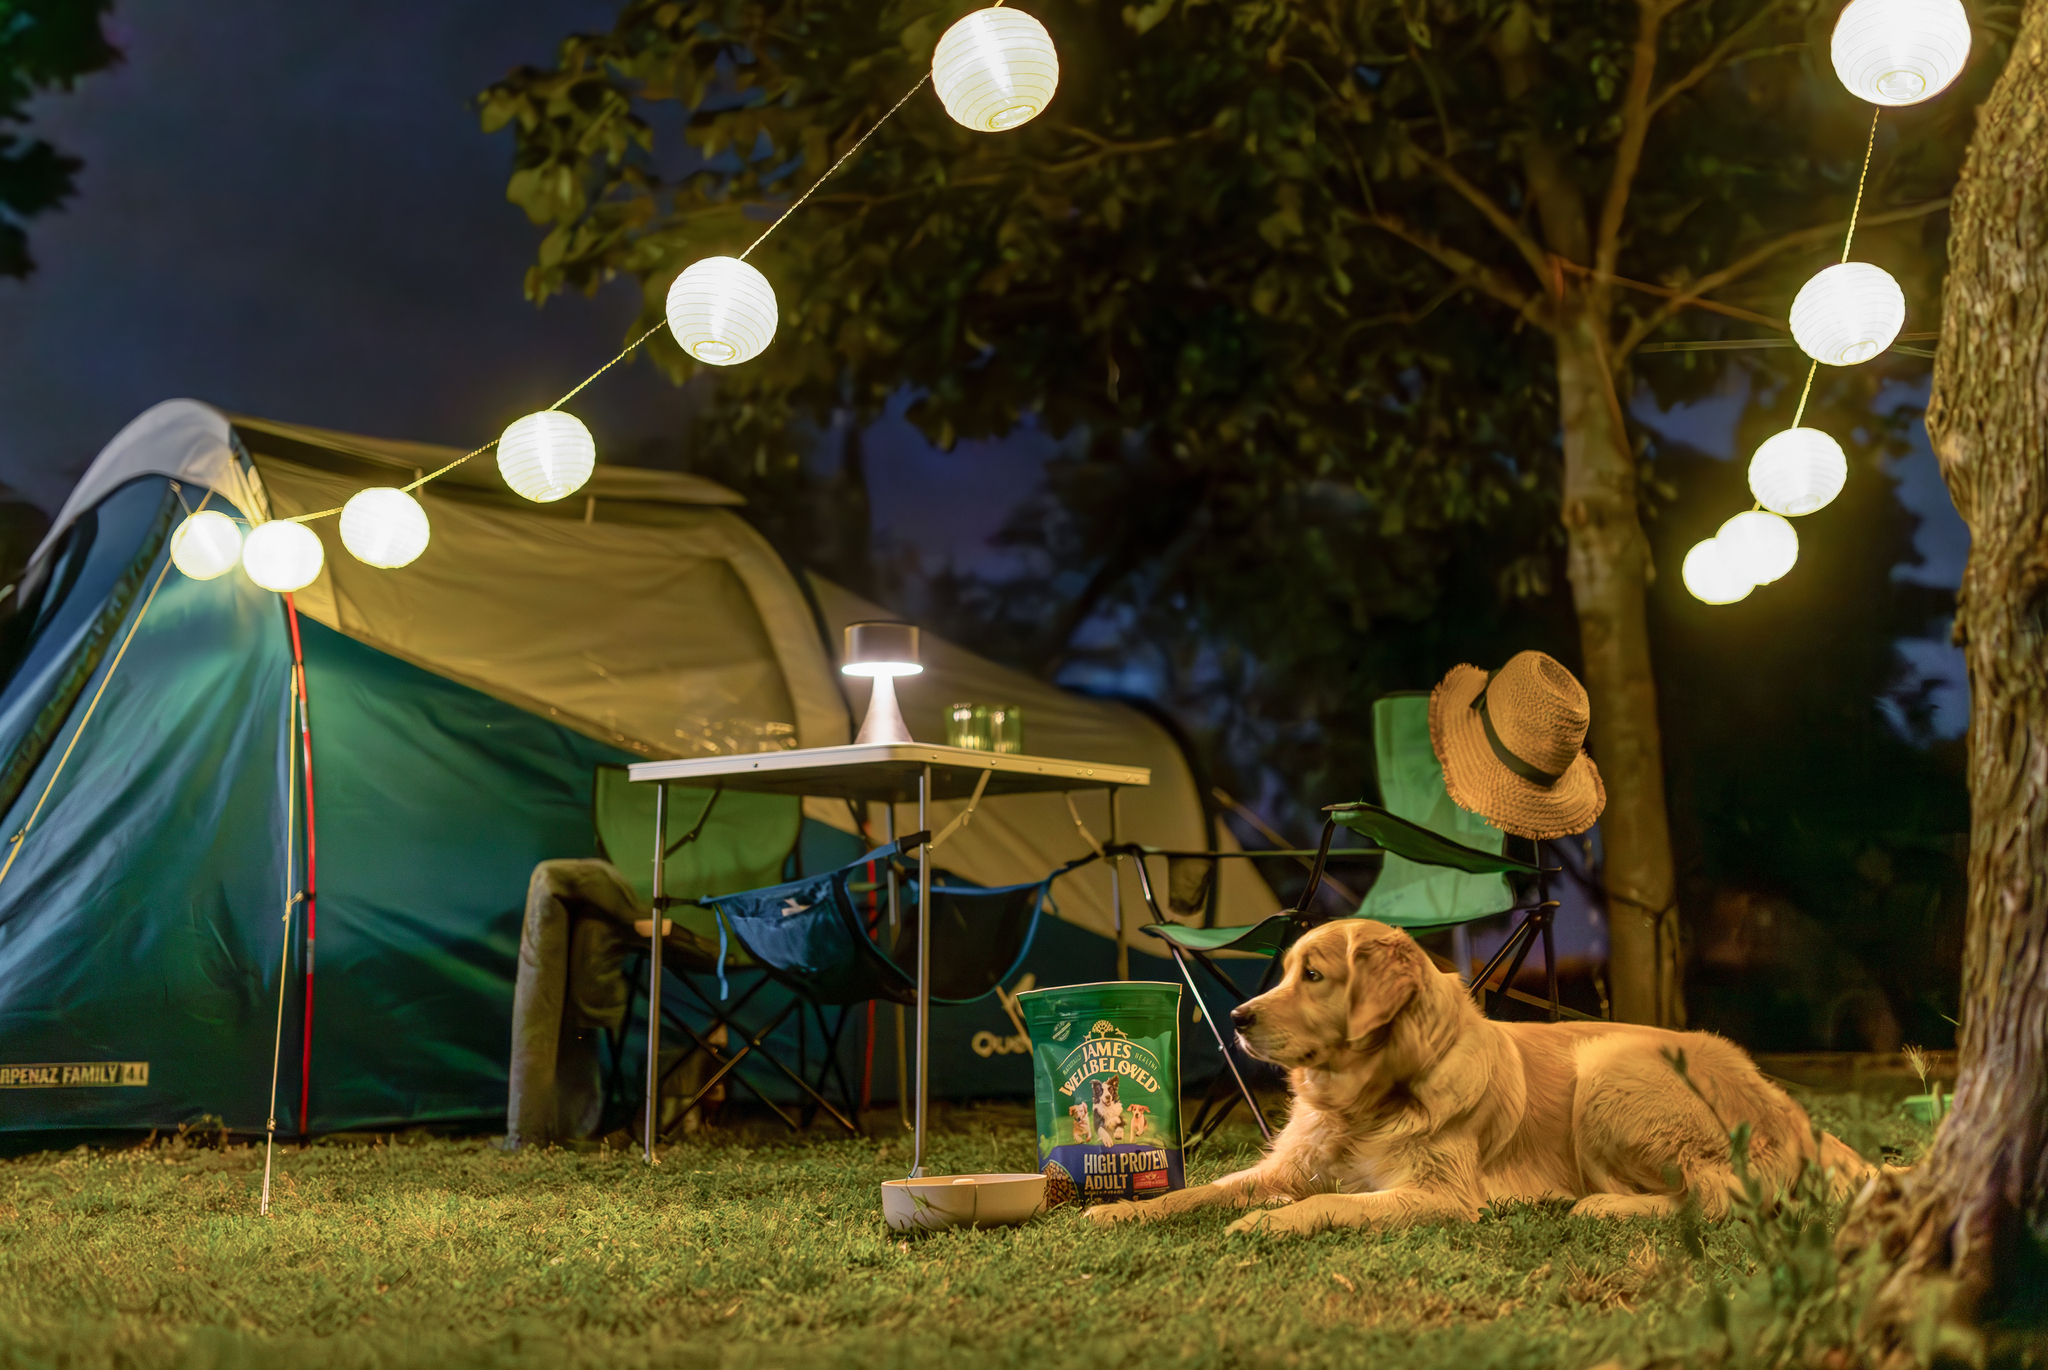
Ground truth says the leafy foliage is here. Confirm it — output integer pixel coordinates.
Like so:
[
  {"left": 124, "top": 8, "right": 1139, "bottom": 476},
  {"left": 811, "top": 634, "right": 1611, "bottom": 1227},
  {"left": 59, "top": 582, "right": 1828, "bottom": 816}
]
[
  {"left": 483, "top": 0, "right": 1985, "bottom": 1032},
  {"left": 0, "top": 0, "right": 119, "bottom": 278}
]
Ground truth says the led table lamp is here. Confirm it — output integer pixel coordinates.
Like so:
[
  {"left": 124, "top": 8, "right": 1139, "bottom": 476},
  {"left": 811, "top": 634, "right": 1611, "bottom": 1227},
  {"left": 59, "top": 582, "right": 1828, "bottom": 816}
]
[{"left": 842, "top": 621, "right": 922, "bottom": 745}]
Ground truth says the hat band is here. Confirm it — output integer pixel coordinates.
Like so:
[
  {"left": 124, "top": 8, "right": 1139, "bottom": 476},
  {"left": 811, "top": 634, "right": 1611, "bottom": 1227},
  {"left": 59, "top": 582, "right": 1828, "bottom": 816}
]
[{"left": 1472, "top": 678, "right": 1565, "bottom": 788}]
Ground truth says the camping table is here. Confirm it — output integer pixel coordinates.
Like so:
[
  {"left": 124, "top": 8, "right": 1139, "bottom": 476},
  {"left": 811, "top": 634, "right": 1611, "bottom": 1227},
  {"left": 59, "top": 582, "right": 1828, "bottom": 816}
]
[{"left": 626, "top": 743, "right": 1150, "bottom": 1174}]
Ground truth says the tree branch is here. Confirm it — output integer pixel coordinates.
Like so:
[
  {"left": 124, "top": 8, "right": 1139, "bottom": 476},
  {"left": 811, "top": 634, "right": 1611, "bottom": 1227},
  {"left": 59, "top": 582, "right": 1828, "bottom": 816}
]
[
  {"left": 1360, "top": 209, "right": 1550, "bottom": 328},
  {"left": 1611, "top": 197, "right": 1952, "bottom": 361},
  {"left": 1411, "top": 145, "right": 1554, "bottom": 281},
  {"left": 1646, "top": 2, "right": 1790, "bottom": 118},
  {"left": 1594, "top": 0, "right": 1670, "bottom": 286}
]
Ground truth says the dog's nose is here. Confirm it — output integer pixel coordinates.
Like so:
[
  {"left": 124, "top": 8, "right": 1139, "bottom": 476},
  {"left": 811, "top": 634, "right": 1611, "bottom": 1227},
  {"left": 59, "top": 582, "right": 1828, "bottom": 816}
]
[{"left": 1231, "top": 1005, "right": 1257, "bottom": 1030}]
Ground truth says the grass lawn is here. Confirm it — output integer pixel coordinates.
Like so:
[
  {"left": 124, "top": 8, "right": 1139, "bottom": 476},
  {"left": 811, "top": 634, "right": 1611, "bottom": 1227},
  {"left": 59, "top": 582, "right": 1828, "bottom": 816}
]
[{"left": 0, "top": 1094, "right": 1930, "bottom": 1370}]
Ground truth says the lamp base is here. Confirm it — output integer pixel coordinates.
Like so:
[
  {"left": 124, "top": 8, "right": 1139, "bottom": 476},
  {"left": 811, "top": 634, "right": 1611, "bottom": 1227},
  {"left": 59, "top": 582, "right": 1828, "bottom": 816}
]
[{"left": 854, "top": 673, "right": 914, "bottom": 745}]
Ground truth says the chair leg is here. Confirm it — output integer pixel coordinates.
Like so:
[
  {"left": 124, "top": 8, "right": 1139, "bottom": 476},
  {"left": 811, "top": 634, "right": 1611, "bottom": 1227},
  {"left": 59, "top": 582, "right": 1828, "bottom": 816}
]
[
  {"left": 1185, "top": 1088, "right": 1244, "bottom": 1157},
  {"left": 1471, "top": 913, "right": 1535, "bottom": 1006},
  {"left": 1540, "top": 914, "right": 1559, "bottom": 1022},
  {"left": 1165, "top": 944, "right": 1273, "bottom": 1142},
  {"left": 1491, "top": 918, "right": 1546, "bottom": 1013}
]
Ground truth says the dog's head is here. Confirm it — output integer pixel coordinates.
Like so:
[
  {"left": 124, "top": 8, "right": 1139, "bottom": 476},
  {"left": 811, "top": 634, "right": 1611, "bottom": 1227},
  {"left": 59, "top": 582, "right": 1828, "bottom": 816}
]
[
  {"left": 1231, "top": 920, "right": 1434, "bottom": 1070},
  {"left": 1090, "top": 1077, "right": 1121, "bottom": 1110}
]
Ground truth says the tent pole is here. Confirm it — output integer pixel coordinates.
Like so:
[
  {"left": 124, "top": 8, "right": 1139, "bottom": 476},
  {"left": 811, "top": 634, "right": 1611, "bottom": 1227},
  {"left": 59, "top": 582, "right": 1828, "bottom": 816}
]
[
  {"left": 284, "top": 595, "right": 318, "bottom": 1138},
  {"left": 261, "top": 672, "right": 299, "bottom": 1216},
  {"left": 645, "top": 781, "right": 667, "bottom": 1164},
  {"left": 911, "top": 766, "right": 930, "bottom": 1178}
]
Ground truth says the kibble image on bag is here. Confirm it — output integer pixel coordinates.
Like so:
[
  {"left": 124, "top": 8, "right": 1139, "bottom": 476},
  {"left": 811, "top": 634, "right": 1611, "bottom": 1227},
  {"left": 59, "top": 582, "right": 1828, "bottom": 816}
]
[{"left": 1018, "top": 981, "right": 1183, "bottom": 1207}]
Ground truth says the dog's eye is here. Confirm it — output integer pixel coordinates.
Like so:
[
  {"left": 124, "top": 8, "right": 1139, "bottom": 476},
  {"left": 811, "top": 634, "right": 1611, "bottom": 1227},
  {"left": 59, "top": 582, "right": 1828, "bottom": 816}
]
[{"left": 1302, "top": 967, "right": 1322, "bottom": 983}]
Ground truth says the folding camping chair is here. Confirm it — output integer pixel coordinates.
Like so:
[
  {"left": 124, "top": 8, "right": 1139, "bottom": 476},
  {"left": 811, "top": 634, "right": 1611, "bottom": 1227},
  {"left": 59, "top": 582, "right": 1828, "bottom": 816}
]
[
  {"left": 594, "top": 766, "right": 1078, "bottom": 1140},
  {"left": 1133, "top": 692, "right": 1601, "bottom": 1149}
]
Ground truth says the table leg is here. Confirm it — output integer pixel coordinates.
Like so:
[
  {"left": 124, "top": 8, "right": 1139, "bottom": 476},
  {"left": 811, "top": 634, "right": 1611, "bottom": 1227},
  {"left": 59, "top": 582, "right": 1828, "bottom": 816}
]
[
  {"left": 912, "top": 764, "right": 930, "bottom": 1178},
  {"left": 885, "top": 802, "right": 907, "bottom": 1132},
  {"left": 645, "top": 781, "right": 667, "bottom": 1164},
  {"left": 1110, "top": 786, "right": 1127, "bottom": 980}
]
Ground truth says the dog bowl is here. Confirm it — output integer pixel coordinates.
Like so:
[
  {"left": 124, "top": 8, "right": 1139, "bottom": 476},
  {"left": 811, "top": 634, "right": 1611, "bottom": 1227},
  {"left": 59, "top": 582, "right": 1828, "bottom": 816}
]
[{"left": 881, "top": 1172, "right": 1047, "bottom": 1232}]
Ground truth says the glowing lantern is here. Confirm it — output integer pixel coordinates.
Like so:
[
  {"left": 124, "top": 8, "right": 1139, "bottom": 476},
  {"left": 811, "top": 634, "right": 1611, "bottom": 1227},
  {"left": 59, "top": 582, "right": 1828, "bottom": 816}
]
[
  {"left": 1790, "top": 262, "right": 1906, "bottom": 366},
  {"left": 1748, "top": 428, "right": 1849, "bottom": 516},
  {"left": 1831, "top": 0, "right": 1971, "bottom": 106},
  {"left": 169, "top": 510, "right": 243, "bottom": 581},
  {"left": 932, "top": 7, "right": 1060, "bottom": 132},
  {"left": 497, "top": 410, "right": 596, "bottom": 504},
  {"left": 241, "top": 520, "right": 325, "bottom": 593},
  {"left": 1683, "top": 539, "right": 1753, "bottom": 605},
  {"left": 1718, "top": 510, "right": 1800, "bottom": 585},
  {"left": 340, "top": 488, "right": 431, "bottom": 569},
  {"left": 665, "top": 257, "right": 778, "bottom": 367}
]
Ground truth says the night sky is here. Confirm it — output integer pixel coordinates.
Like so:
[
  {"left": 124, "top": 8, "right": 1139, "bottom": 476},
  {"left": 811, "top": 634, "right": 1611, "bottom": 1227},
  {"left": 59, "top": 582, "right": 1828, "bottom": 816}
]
[{"left": 0, "top": 0, "right": 1969, "bottom": 732}]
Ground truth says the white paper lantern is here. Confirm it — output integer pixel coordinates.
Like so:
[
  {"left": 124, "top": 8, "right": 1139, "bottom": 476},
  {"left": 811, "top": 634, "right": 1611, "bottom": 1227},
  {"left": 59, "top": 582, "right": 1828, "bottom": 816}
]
[
  {"left": 497, "top": 410, "right": 596, "bottom": 503},
  {"left": 339, "top": 488, "right": 431, "bottom": 569},
  {"left": 665, "top": 257, "right": 778, "bottom": 367},
  {"left": 1718, "top": 510, "right": 1800, "bottom": 585},
  {"left": 169, "top": 510, "right": 244, "bottom": 581},
  {"left": 241, "top": 520, "right": 326, "bottom": 593},
  {"left": 1790, "top": 262, "right": 1906, "bottom": 366},
  {"left": 1748, "top": 428, "right": 1849, "bottom": 516},
  {"left": 932, "top": 7, "right": 1059, "bottom": 132},
  {"left": 1832, "top": 0, "right": 1971, "bottom": 106},
  {"left": 1683, "top": 538, "right": 1754, "bottom": 605}
]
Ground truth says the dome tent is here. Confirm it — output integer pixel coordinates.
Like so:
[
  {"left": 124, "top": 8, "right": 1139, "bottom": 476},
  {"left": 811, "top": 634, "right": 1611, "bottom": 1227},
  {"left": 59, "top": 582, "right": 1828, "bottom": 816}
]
[{"left": 0, "top": 400, "right": 1277, "bottom": 1138}]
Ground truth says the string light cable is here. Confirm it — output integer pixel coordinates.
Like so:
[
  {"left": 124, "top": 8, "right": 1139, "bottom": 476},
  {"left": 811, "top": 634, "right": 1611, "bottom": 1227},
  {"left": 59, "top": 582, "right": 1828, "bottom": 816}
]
[{"left": 280, "top": 67, "right": 945, "bottom": 526}]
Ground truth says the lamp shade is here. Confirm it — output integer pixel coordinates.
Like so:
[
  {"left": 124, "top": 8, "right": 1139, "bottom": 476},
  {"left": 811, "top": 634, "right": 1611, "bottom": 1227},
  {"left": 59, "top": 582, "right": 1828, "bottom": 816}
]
[
  {"left": 1749, "top": 428, "right": 1849, "bottom": 516},
  {"left": 169, "top": 510, "right": 243, "bottom": 581},
  {"left": 666, "top": 256, "right": 778, "bottom": 366},
  {"left": 241, "top": 520, "right": 326, "bottom": 593},
  {"left": 1682, "top": 538, "right": 1754, "bottom": 605},
  {"left": 1832, "top": 0, "right": 1971, "bottom": 106},
  {"left": 497, "top": 410, "right": 596, "bottom": 503},
  {"left": 340, "top": 487, "right": 431, "bottom": 569},
  {"left": 1791, "top": 262, "right": 1906, "bottom": 366},
  {"left": 1718, "top": 510, "right": 1800, "bottom": 585},
  {"left": 932, "top": 8, "right": 1059, "bottom": 132},
  {"left": 841, "top": 621, "right": 922, "bottom": 676}
]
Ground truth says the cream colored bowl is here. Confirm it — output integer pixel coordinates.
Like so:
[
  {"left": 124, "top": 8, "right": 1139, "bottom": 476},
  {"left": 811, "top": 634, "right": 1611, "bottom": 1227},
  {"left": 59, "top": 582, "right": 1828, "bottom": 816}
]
[{"left": 881, "top": 1172, "right": 1047, "bottom": 1232}]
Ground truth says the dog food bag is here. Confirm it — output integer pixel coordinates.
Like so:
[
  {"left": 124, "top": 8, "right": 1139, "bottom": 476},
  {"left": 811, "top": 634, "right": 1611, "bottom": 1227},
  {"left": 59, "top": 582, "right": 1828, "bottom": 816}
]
[{"left": 1018, "top": 981, "right": 1183, "bottom": 1207}]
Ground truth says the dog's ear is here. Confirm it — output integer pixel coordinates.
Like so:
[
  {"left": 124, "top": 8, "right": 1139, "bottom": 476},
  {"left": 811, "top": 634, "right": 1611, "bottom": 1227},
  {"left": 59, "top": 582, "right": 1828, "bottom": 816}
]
[{"left": 1347, "top": 934, "right": 1423, "bottom": 1043}]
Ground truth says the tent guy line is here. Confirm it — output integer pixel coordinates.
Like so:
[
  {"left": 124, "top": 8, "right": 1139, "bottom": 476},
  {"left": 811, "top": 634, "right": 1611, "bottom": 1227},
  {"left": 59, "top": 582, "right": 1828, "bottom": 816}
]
[{"left": 0, "top": 489, "right": 206, "bottom": 897}]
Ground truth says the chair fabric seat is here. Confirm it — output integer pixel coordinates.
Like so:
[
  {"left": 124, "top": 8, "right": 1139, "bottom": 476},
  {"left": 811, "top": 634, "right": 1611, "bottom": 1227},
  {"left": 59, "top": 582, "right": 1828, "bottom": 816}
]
[
  {"left": 1141, "top": 915, "right": 1293, "bottom": 958},
  {"left": 704, "top": 845, "right": 1050, "bottom": 1006}
]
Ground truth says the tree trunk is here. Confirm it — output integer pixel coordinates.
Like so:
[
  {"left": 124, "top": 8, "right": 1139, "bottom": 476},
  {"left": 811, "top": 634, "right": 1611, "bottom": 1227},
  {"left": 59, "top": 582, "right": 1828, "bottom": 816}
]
[
  {"left": 1554, "top": 303, "right": 1684, "bottom": 1027},
  {"left": 1837, "top": 4, "right": 2048, "bottom": 1346}
]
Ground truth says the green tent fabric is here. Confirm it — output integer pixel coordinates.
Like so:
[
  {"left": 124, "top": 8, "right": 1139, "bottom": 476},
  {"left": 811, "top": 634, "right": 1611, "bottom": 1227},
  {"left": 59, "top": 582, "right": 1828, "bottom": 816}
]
[
  {"left": 0, "top": 476, "right": 656, "bottom": 1134},
  {"left": 0, "top": 478, "right": 297, "bottom": 1133},
  {"left": 1342, "top": 693, "right": 1527, "bottom": 927}
]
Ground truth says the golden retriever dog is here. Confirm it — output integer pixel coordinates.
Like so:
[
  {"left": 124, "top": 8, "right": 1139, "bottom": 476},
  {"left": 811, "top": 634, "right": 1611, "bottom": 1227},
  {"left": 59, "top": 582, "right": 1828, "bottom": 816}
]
[{"left": 1091, "top": 919, "right": 1871, "bottom": 1236}]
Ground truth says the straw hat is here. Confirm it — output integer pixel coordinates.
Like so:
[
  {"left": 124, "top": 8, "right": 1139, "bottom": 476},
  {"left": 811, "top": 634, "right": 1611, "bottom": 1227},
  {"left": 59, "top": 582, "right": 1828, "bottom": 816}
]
[{"left": 1428, "top": 651, "right": 1605, "bottom": 841}]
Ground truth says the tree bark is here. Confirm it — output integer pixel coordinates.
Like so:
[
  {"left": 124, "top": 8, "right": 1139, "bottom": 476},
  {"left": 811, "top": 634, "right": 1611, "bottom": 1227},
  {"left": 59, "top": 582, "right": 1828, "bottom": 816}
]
[
  {"left": 1554, "top": 305, "right": 1684, "bottom": 1027},
  {"left": 1836, "top": 2, "right": 2048, "bottom": 1345},
  {"left": 1494, "top": 4, "right": 1684, "bottom": 1028}
]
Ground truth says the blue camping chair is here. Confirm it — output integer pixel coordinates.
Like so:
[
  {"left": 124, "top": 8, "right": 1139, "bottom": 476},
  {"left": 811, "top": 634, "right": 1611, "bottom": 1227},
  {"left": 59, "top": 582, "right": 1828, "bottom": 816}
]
[
  {"left": 1131, "top": 693, "right": 1600, "bottom": 1145},
  {"left": 593, "top": 767, "right": 1084, "bottom": 1139}
]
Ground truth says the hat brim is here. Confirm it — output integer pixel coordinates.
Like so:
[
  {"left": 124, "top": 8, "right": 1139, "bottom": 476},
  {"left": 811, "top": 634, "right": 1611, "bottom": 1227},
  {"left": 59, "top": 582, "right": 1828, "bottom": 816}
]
[{"left": 1428, "top": 664, "right": 1606, "bottom": 841}]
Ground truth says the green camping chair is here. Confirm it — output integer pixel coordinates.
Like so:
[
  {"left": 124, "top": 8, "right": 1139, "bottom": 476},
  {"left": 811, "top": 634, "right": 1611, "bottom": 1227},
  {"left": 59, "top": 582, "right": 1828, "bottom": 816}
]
[{"left": 1134, "top": 693, "right": 1599, "bottom": 1145}]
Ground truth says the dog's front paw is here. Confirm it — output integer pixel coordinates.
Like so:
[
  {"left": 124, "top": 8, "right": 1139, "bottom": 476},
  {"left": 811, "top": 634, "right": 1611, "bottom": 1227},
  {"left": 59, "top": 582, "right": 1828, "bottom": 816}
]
[
  {"left": 1227, "top": 1196, "right": 1342, "bottom": 1237},
  {"left": 1086, "top": 1200, "right": 1147, "bottom": 1226}
]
